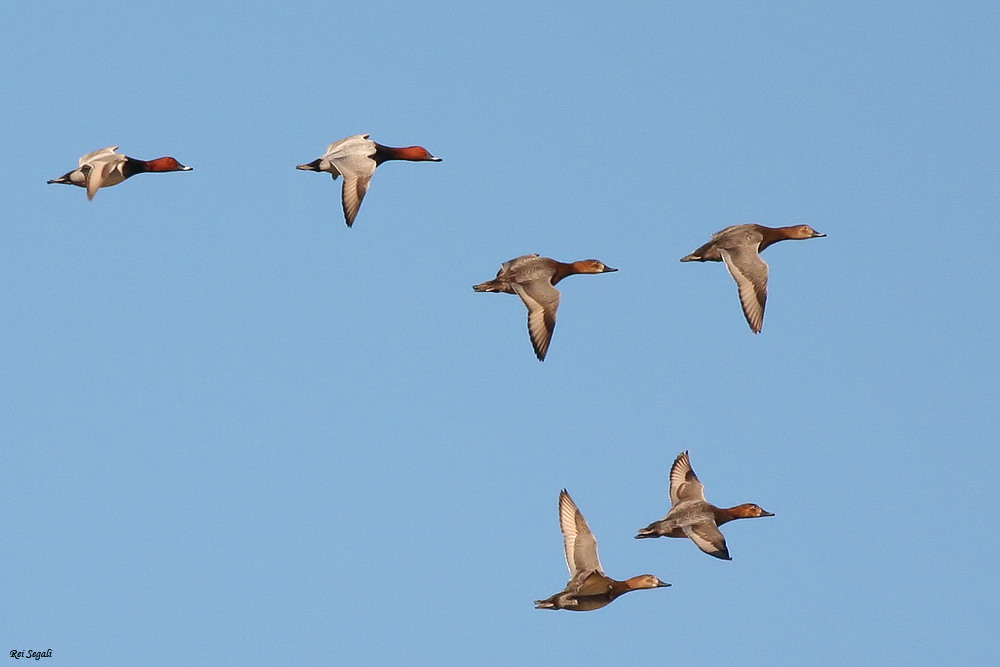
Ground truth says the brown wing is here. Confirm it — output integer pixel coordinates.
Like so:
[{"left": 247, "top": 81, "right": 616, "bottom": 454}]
[
  {"left": 513, "top": 279, "right": 560, "bottom": 361},
  {"left": 573, "top": 570, "right": 614, "bottom": 597},
  {"left": 558, "top": 490, "right": 603, "bottom": 578},
  {"left": 683, "top": 522, "right": 731, "bottom": 560},
  {"left": 719, "top": 247, "right": 768, "bottom": 333},
  {"left": 669, "top": 451, "right": 706, "bottom": 506}
]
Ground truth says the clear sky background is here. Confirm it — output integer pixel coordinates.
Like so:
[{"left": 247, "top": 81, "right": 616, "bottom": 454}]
[{"left": 2, "top": 2, "right": 997, "bottom": 665}]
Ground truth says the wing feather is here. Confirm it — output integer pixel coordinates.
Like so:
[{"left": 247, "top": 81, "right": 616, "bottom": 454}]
[
  {"left": 558, "top": 490, "right": 603, "bottom": 577},
  {"left": 78, "top": 146, "right": 119, "bottom": 167},
  {"left": 683, "top": 522, "right": 731, "bottom": 560},
  {"left": 512, "top": 279, "right": 559, "bottom": 361},
  {"left": 85, "top": 159, "right": 115, "bottom": 200},
  {"left": 669, "top": 451, "right": 706, "bottom": 505},
  {"left": 719, "top": 247, "right": 768, "bottom": 333},
  {"left": 340, "top": 172, "right": 372, "bottom": 227}
]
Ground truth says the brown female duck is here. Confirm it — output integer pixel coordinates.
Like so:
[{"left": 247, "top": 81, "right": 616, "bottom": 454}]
[
  {"left": 681, "top": 224, "right": 825, "bottom": 333},
  {"left": 536, "top": 490, "right": 670, "bottom": 611},
  {"left": 636, "top": 451, "right": 773, "bottom": 560},
  {"left": 473, "top": 254, "right": 617, "bottom": 361}
]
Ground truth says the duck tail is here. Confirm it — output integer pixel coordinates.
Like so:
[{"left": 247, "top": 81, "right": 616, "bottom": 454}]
[
  {"left": 473, "top": 280, "right": 503, "bottom": 292},
  {"left": 295, "top": 159, "right": 323, "bottom": 171}
]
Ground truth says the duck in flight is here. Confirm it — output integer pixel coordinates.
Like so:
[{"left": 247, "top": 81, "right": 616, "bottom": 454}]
[
  {"left": 473, "top": 254, "right": 617, "bottom": 360},
  {"left": 296, "top": 134, "right": 440, "bottom": 227},
  {"left": 536, "top": 490, "right": 670, "bottom": 611},
  {"left": 47, "top": 146, "right": 192, "bottom": 200},
  {"left": 681, "top": 224, "right": 825, "bottom": 333}
]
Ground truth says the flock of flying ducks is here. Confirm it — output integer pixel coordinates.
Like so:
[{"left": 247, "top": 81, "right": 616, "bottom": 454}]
[
  {"left": 537, "top": 452, "right": 773, "bottom": 611},
  {"left": 46, "top": 136, "right": 825, "bottom": 356},
  {"left": 48, "top": 135, "right": 824, "bottom": 611}
]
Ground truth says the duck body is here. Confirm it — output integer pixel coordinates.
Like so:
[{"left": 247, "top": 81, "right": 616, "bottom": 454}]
[
  {"left": 535, "top": 571, "right": 665, "bottom": 612},
  {"left": 635, "top": 451, "right": 773, "bottom": 560},
  {"left": 296, "top": 134, "right": 440, "bottom": 227},
  {"left": 680, "top": 224, "right": 825, "bottom": 333},
  {"left": 473, "top": 254, "right": 617, "bottom": 361},
  {"left": 535, "top": 490, "right": 669, "bottom": 611},
  {"left": 47, "top": 146, "right": 192, "bottom": 200}
]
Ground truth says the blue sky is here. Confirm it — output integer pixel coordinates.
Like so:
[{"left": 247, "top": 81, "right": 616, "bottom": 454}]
[{"left": 2, "top": 2, "right": 997, "bottom": 665}]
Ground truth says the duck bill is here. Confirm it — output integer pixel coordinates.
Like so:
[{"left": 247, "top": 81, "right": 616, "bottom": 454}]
[
  {"left": 761, "top": 510, "right": 775, "bottom": 517},
  {"left": 602, "top": 266, "right": 618, "bottom": 273},
  {"left": 811, "top": 231, "right": 826, "bottom": 238}
]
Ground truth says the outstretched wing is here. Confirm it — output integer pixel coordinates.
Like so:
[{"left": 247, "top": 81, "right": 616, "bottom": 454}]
[
  {"left": 512, "top": 279, "right": 560, "bottom": 361},
  {"left": 683, "top": 522, "right": 731, "bottom": 560},
  {"left": 719, "top": 246, "right": 768, "bottom": 334},
  {"left": 339, "top": 168, "right": 374, "bottom": 227},
  {"left": 669, "top": 451, "right": 706, "bottom": 506},
  {"left": 558, "top": 490, "right": 603, "bottom": 578}
]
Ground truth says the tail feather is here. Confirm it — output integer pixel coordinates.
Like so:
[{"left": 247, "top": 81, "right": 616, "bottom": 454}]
[
  {"left": 473, "top": 280, "right": 504, "bottom": 292},
  {"left": 296, "top": 159, "right": 323, "bottom": 171}
]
